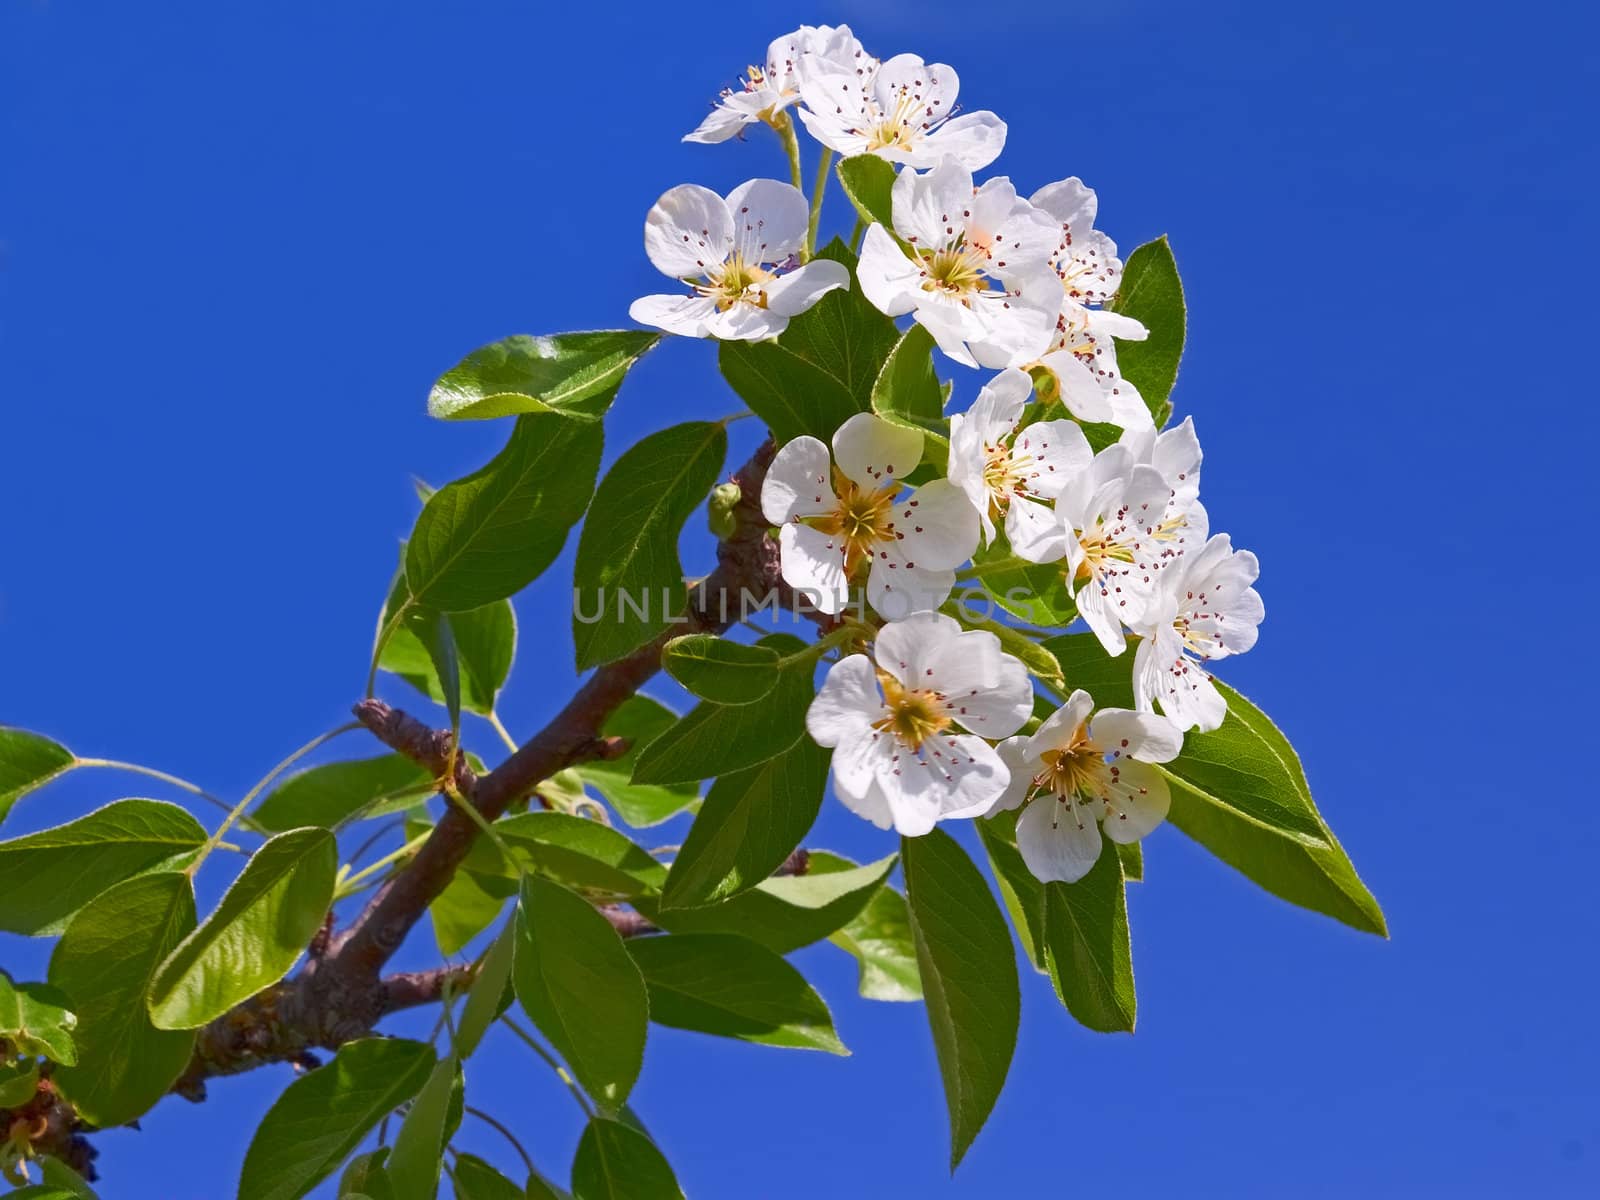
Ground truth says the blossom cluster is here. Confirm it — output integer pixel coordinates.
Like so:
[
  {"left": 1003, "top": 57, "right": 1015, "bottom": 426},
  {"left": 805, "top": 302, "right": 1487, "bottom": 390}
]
[{"left": 628, "top": 24, "right": 1265, "bottom": 882}]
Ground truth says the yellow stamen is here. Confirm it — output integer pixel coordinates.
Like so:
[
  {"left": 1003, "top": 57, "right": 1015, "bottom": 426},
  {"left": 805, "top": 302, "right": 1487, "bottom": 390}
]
[
  {"left": 802, "top": 469, "right": 899, "bottom": 577},
  {"left": 872, "top": 672, "right": 952, "bottom": 753}
]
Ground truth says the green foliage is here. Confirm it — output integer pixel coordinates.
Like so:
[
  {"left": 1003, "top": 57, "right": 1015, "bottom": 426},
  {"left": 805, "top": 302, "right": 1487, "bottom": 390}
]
[
  {"left": 0, "top": 1058, "right": 38, "bottom": 1106},
  {"left": 1042, "top": 839, "right": 1136, "bottom": 1032},
  {"left": 871, "top": 324, "right": 949, "bottom": 471},
  {"left": 717, "top": 240, "right": 897, "bottom": 443},
  {"left": 630, "top": 634, "right": 813, "bottom": 786},
  {"left": 454, "top": 919, "right": 515, "bottom": 1059},
  {"left": 571, "top": 1118, "right": 682, "bottom": 1200},
  {"left": 49, "top": 872, "right": 198, "bottom": 1126},
  {"left": 405, "top": 412, "right": 603, "bottom": 612},
  {"left": 902, "top": 830, "right": 1019, "bottom": 1168},
  {"left": 238, "top": 1038, "right": 435, "bottom": 1200},
  {"left": 452, "top": 1154, "right": 525, "bottom": 1200},
  {"left": 428, "top": 332, "right": 659, "bottom": 421},
  {"left": 573, "top": 421, "right": 728, "bottom": 668},
  {"left": 1106, "top": 236, "right": 1186, "bottom": 428},
  {"left": 660, "top": 635, "right": 778, "bottom": 705},
  {"left": 659, "top": 736, "right": 828, "bottom": 909},
  {"left": 338, "top": 1150, "right": 395, "bottom": 1200},
  {"left": 0, "top": 727, "right": 74, "bottom": 827},
  {"left": 627, "top": 933, "right": 845, "bottom": 1055},
  {"left": 967, "top": 541, "right": 1079, "bottom": 628},
  {"left": 253, "top": 755, "right": 433, "bottom": 831},
  {"left": 575, "top": 698, "right": 699, "bottom": 828},
  {"left": 0, "top": 799, "right": 205, "bottom": 936},
  {"left": 149, "top": 828, "right": 337, "bottom": 1029},
  {"left": 1044, "top": 632, "right": 1385, "bottom": 934},
  {"left": 381, "top": 564, "right": 517, "bottom": 717},
  {"left": 388, "top": 1055, "right": 461, "bottom": 1200},
  {"left": 836, "top": 154, "right": 896, "bottom": 228},
  {"left": 642, "top": 854, "right": 895, "bottom": 953},
  {"left": 488, "top": 812, "right": 667, "bottom": 897},
  {"left": 404, "top": 607, "right": 463, "bottom": 730},
  {"left": 0, "top": 972, "right": 76, "bottom": 1064},
  {"left": 430, "top": 868, "right": 508, "bottom": 957},
  {"left": 514, "top": 876, "right": 649, "bottom": 1110},
  {"left": 825, "top": 863, "right": 922, "bottom": 1002}
]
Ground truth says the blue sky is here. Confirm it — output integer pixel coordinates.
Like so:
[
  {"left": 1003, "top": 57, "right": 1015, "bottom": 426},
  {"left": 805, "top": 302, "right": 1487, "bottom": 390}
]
[{"left": 2, "top": 1, "right": 1596, "bottom": 1196}]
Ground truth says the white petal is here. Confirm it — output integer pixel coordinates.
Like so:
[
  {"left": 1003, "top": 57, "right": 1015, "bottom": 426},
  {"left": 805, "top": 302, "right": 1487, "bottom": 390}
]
[
  {"left": 832, "top": 412, "right": 924, "bottom": 490},
  {"left": 763, "top": 258, "right": 849, "bottom": 316},
  {"left": 1075, "top": 569, "right": 1131, "bottom": 656},
  {"left": 1090, "top": 708, "right": 1183, "bottom": 764},
  {"left": 906, "top": 111, "right": 1006, "bottom": 171},
  {"left": 945, "top": 410, "right": 995, "bottom": 545},
  {"left": 855, "top": 224, "right": 922, "bottom": 317},
  {"left": 1005, "top": 495, "right": 1068, "bottom": 563},
  {"left": 866, "top": 559, "right": 956, "bottom": 619},
  {"left": 1029, "top": 177, "right": 1098, "bottom": 243},
  {"left": 1101, "top": 760, "right": 1170, "bottom": 843},
  {"left": 628, "top": 294, "right": 718, "bottom": 338},
  {"left": 966, "top": 368, "right": 1031, "bottom": 442},
  {"left": 944, "top": 648, "right": 1032, "bottom": 740},
  {"left": 988, "top": 737, "right": 1039, "bottom": 813},
  {"left": 1153, "top": 416, "right": 1203, "bottom": 505},
  {"left": 885, "top": 732, "right": 1011, "bottom": 830},
  {"left": 891, "top": 157, "right": 972, "bottom": 247},
  {"left": 644, "top": 184, "right": 733, "bottom": 278},
  {"left": 1027, "top": 690, "right": 1094, "bottom": 758},
  {"left": 1016, "top": 795, "right": 1102, "bottom": 884},
  {"left": 872, "top": 611, "right": 963, "bottom": 686},
  {"left": 777, "top": 522, "right": 849, "bottom": 615},
  {"left": 1038, "top": 348, "right": 1114, "bottom": 424},
  {"left": 922, "top": 625, "right": 1003, "bottom": 693},
  {"left": 1012, "top": 418, "right": 1091, "bottom": 501},
  {"left": 1133, "top": 625, "right": 1227, "bottom": 732},
  {"left": 704, "top": 303, "right": 788, "bottom": 342},
  {"left": 873, "top": 54, "right": 959, "bottom": 127},
  {"left": 1087, "top": 308, "right": 1147, "bottom": 341},
  {"left": 883, "top": 478, "right": 980, "bottom": 570},
  {"left": 724, "top": 178, "right": 808, "bottom": 263},
  {"left": 910, "top": 294, "right": 985, "bottom": 369},
  {"left": 807, "top": 655, "right": 881, "bottom": 748},
  {"left": 762, "top": 435, "right": 834, "bottom": 524},
  {"left": 683, "top": 92, "right": 767, "bottom": 144}
]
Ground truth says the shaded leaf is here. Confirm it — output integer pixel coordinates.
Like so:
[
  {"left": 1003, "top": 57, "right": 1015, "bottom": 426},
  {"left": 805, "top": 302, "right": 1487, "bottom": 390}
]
[
  {"left": 573, "top": 421, "right": 728, "bottom": 669},
  {"left": 660, "top": 735, "right": 827, "bottom": 910},
  {"left": 826, "top": 861, "right": 921, "bottom": 1002},
  {"left": 381, "top": 560, "right": 516, "bottom": 717},
  {"left": 429, "top": 332, "right": 658, "bottom": 421},
  {"left": 571, "top": 1118, "right": 682, "bottom": 1200},
  {"left": 976, "top": 810, "right": 1047, "bottom": 971},
  {"left": 0, "top": 1057, "right": 39, "bottom": 1106},
  {"left": 0, "top": 727, "right": 74, "bottom": 827},
  {"left": 238, "top": 1038, "right": 435, "bottom": 1200},
  {"left": 902, "top": 829, "right": 1019, "bottom": 1168},
  {"left": 405, "top": 413, "right": 603, "bottom": 612},
  {"left": 49, "top": 872, "right": 198, "bottom": 1126},
  {"left": 627, "top": 933, "right": 845, "bottom": 1054},
  {"left": 453, "top": 1153, "right": 524, "bottom": 1200},
  {"left": 149, "top": 828, "right": 337, "bottom": 1030},
  {"left": 836, "top": 155, "right": 896, "bottom": 229},
  {"left": 253, "top": 755, "right": 433, "bottom": 832},
  {"left": 575, "top": 698, "right": 698, "bottom": 828},
  {"left": 338, "top": 1150, "right": 395, "bottom": 1200},
  {"left": 870, "top": 324, "right": 949, "bottom": 471},
  {"left": 1042, "top": 838, "right": 1136, "bottom": 1032},
  {"left": 404, "top": 607, "right": 462, "bottom": 731},
  {"left": 455, "top": 918, "right": 515, "bottom": 1059},
  {"left": 431, "top": 868, "right": 508, "bottom": 957},
  {"left": 484, "top": 812, "right": 667, "bottom": 897},
  {"left": 0, "top": 972, "right": 76, "bottom": 1064},
  {"left": 514, "top": 876, "right": 648, "bottom": 1110},
  {"left": 660, "top": 635, "right": 778, "bottom": 706},
  {"left": 0, "top": 799, "right": 205, "bottom": 936},
  {"left": 968, "top": 539, "right": 1078, "bottom": 629},
  {"left": 387, "top": 1055, "right": 461, "bottom": 1200},
  {"left": 1106, "top": 236, "right": 1186, "bottom": 428}
]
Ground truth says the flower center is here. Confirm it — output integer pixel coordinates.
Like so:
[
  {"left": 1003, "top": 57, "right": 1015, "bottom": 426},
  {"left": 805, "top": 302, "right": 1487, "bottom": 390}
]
[
  {"left": 865, "top": 91, "right": 923, "bottom": 151},
  {"left": 1073, "top": 518, "right": 1136, "bottom": 584},
  {"left": 803, "top": 471, "right": 899, "bottom": 575},
  {"left": 699, "top": 253, "right": 776, "bottom": 311},
  {"left": 1034, "top": 723, "right": 1110, "bottom": 801},
  {"left": 873, "top": 672, "right": 952, "bottom": 753},
  {"left": 981, "top": 442, "right": 1032, "bottom": 515},
  {"left": 920, "top": 243, "right": 989, "bottom": 298}
]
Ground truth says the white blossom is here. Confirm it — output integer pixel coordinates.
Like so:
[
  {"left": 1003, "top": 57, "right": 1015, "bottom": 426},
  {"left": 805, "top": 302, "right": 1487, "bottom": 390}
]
[
  {"left": 947, "top": 367, "right": 1091, "bottom": 559},
  {"left": 1132, "top": 532, "right": 1264, "bottom": 733},
  {"left": 856, "top": 158, "right": 1061, "bottom": 369},
  {"left": 990, "top": 689, "right": 1182, "bottom": 883},
  {"left": 797, "top": 53, "right": 1005, "bottom": 170},
  {"left": 761, "top": 413, "right": 978, "bottom": 617},
  {"left": 808, "top": 612, "right": 1032, "bottom": 835},
  {"left": 684, "top": 25, "right": 870, "bottom": 144},
  {"left": 629, "top": 180, "right": 849, "bottom": 341},
  {"left": 1053, "top": 421, "right": 1208, "bottom": 655}
]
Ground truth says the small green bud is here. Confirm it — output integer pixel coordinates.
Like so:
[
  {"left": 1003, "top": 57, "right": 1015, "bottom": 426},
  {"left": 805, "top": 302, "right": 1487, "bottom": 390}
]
[{"left": 707, "top": 482, "right": 743, "bottom": 539}]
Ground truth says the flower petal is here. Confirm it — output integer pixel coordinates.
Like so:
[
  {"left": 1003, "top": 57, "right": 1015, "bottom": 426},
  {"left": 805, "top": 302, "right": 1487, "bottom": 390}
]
[
  {"left": 908, "top": 111, "right": 1006, "bottom": 171},
  {"left": 1101, "top": 759, "right": 1171, "bottom": 843},
  {"left": 872, "top": 611, "right": 962, "bottom": 687},
  {"left": 628, "top": 294, "right": 718, "bottom": 338},
  {"left": 1016, "top": 794, "right": 1103, "bottom": 884},
  {"left": 943, "top": 646, "right": 1032, "bottom": 740},
  {"left": 807, "top": 654, "right": 882, "bottom": 748},
  {"left": 1027, "top": 690, "right": 1094, "bottom": 758},
  {"left": 855, "top": 223, "right": 922, "bottom": 317},
  {"left": 989, "top": 736, "right": 1038, "bottom": 813},
  {"left": 704, "top": 303, "right": 789, "bottom": 341},
  {"left": 1005, "top": 494, "right": 1068, "bottom": 563},
  {"left": 762, "top": 435, "right": 835, "bottom": 524},
  {"left": 764, "top": 258, "right": 849, "bottom": 316},
  {"left": 644, "top": 184, "right": 733, "bottom": 278},
  {"left": 1090, "top": 708, "right": 1183, "bottom": 764},
  {"left": 725, "top": 178, "right": 808, "bottom": 263},
  {"left": 832, "top": 412, "right": 924, "bottom": 489},
  {"left": 777, "top": 522, "right": 849, "bottom": 615},
  {"left": 1012, "top": 418, "right": 1091, "bottom": 501}
]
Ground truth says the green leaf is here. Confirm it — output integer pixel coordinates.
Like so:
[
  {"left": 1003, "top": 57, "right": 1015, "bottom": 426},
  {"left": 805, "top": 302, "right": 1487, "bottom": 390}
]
[
  {"left": 1041, "top": 838, "right": 1136, "bottom": 1032},
  {"left": 405, "top": 412, "right": 603, "bottom": 612},
  {"left": 149, "top": 827, "right": 337, "bottom": 1030},
  {"left": 339, "top": 1150, "right": 395, "bottom": 1200},
  {"left": 571, "top": 1117, "right": 682, "bottom": 1200},
  {"left": 253, "top": 755, "right": 434, "bottom": 832},
  {"left": 717, "top": 240, "right": 897, "bottom": 443},
  {"left": 942, "top": 600, "right": 1065, "bottom": 691},
  {"left": 37, "top": 1158, "right": 97, "bottom": 1199},
  {"left": 0, "top": 1057, "right": 39, "bottom": 1106},
  {"left": 870, "top": 324, "right": 949, "bottom": 471},
  {"left": 238, "top": 1038, "right": 435, "bottom": 1200},
  {"left": 642, "top": 853, "right": 895, "bottom": 953},
  {"left": 627, "top": 933, "right": 845, "bottom": 1055},
  {"left": 428, "top": 332, "right": 659, "bottom": 421},
  {"left": 388, "top": 1055, "right": 461, "bottom": 1200},
  {"left": 968, "top": 539, "right": 1078, "bottom": 628},
  {"left": 382, "top": 561, "right": 516, "bottom": 718},
  {"left": 0, "top": 727, "right": 75, "bottom": 827},
  {"left": 431, "top": 868, "right": 508, "bottom": 957},
  {"left": 573, "top": 421, "right": 728, "bottom": 669},
  {"left": 836, "top": 155, "right": 896, "bottom": 229},
  {"left": 0, "top": 972, "right": 76, "bottom": 1064},
  {"left": 660, "top": 736, "right": 828, "bottom": 909},
  {"left": 976, "top": 810, "right": 1046, "bottom": 971},
  {"left": 826, "top": 862, "right": 922, "bottom": 1002},
  {"left": 486, "top": 812, "right": 667, "bottom": 897},
  {"left": 452, "top": 1153, "right": 525, "bottom": 1200},
  {"left": 0, "top": 799, "right": 206, "bottom": 936},
  {"left": 514, "top": 876, "right": 648, "bottom": 1110},
  {"left": 630, "top": 634, "right": 813, "bottom": 785},
  {"left": 660, "top": 635, "right": 778, "bottom": 705},
  {"left": 575, "top": 698, "right": 698, "bottom": 828},
  {"left": 455, "top": 919, "right": 515, "bottom": 1059},
  {"left": 1118, "top": 840, "right": 1144, "bottom": 882},
  {"left": 1043, "top": 632, "right": 1385, "bottom": 934},
  {"left": 525, "top": 1171, "right": 572, "bottom": 1200},
  {"left": 902, "top": 829, "right": 1020, "bottom": 1168},
  {"left": 49, "top": 872, "right": 198, "bottom": 1126},
  {"left": 404, "top": 606, "right": 462, "bottom": 731},
  {"left": 7, "top": 1187, "right": 80, "bottom": 1200},
  {"left": 1106, "top": 236, "right": 1186, "bottom": 427}
]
